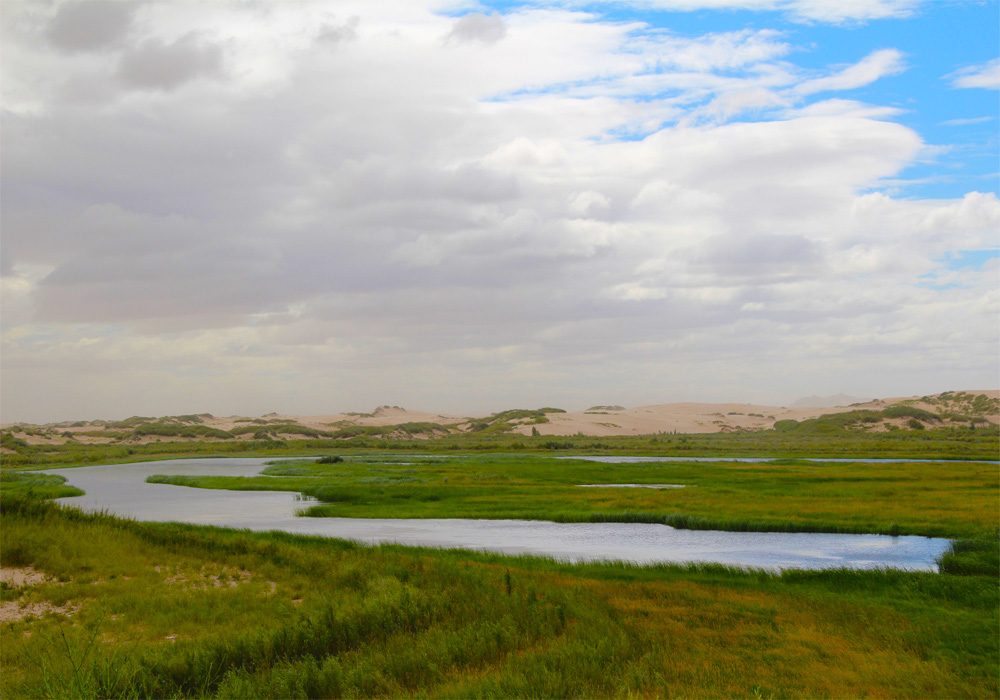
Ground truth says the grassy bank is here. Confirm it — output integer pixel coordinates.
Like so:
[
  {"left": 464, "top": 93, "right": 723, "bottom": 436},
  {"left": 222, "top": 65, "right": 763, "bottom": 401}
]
[
  {"left": 143, "top": 454, "right": 999, "bottom": 539},
  {"left": 2, "top": 422, "right": 997, "bottom": 471},
  {"left": 1, "top": 495, "right": 997, "bottom": 699}
]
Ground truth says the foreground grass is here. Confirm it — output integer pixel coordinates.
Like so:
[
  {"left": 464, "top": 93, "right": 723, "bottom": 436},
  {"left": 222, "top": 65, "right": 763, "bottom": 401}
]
[
  {"left": 144, "top": 454, "right": 999, "bottom": 539},
  {"left": 1, "top": 495, "right": 997, "bottom": 699}
]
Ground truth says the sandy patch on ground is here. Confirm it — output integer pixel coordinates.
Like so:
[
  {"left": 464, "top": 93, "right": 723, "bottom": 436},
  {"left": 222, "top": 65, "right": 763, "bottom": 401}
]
[
  {"left": 1, "top": 566, "right": 51, "bottom": 588},
  {"left": 153, "top": 565, "right": 274, "bottom": 593},
  {"left": 0, "top": 600, "right": 80, "bottom": 623},
  {"left": 0, "top": 566, "right": 78, "bottom": 623}
]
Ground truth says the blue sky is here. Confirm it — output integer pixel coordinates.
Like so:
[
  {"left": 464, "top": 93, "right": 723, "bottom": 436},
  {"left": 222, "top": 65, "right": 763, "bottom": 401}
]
[
  {"left": 1, "top": 0, "right": 998, "bottom": 422},
  {"left": 472, "top": 0, "right": 999, "bottom": 198}
]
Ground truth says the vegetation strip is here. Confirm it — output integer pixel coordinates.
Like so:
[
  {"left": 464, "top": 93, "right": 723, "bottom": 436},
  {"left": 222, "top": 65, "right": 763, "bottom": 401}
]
[
  {"left": 2, "top": 414, "right": 997, "bottom": 697},
  {"left": 136, "top": 453, "right": 999, "bottom": 540},
  {"left": 1, "top": 494, "right": 997, "bottom": 699}
]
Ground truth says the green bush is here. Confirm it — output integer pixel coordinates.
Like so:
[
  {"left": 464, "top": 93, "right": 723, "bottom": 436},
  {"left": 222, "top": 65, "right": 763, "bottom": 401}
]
[
  {"left": 231, "top": 424, "right": 336, "bottom": 439},
  {"left": 883, "top": 405, "right": 937, "bottom": 421},
  {"left": 0, "top": 432, "right": 31, "bottom": 452},
  {"left": 131, "top": 423, "right": 233, "bottom": 440}
]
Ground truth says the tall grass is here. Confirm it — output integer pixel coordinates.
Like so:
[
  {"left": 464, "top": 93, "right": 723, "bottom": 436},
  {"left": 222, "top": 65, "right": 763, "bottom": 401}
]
[
  {"left": 1, "top": 495, "right": 997, "bottom": 699},
  {"left": 938, "top": 533, "right": 1000, "bottom": 576}
]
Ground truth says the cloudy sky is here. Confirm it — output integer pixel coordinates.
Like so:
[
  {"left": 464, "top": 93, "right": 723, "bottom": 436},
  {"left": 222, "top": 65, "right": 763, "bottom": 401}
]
[{"left": 2, "top": 0, "right": 998, "bottom": 423}]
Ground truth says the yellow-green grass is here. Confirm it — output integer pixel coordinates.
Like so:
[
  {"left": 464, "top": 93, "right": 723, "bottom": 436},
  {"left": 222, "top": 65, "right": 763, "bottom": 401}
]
[
  {"left": 1, "top": 496, "right": 996, "bottom": 699},
  {"left": 146, "top": 455, "right": 999, "bottom": 539},
  {"left": 2, "top": 422, "right": 997, "bottom": 472}
]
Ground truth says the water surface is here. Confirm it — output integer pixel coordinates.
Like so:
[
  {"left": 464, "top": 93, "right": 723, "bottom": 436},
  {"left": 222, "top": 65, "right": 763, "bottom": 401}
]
[
  {"left": 577, "top": 484, "right": 687, "bottom": 489},
  {"left": 46, "top": 458, "right": 951, "bottom": 572}
]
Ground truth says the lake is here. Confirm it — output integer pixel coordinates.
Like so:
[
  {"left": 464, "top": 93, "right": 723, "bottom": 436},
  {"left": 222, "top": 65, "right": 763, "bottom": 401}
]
[{"left": 46, "top": 458, "right": 952, "bottom": 572}]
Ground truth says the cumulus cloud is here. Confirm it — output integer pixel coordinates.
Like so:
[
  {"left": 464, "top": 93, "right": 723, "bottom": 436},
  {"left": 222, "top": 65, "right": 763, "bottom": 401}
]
[
  {"left": 950, "top": 58, "right": 1000, "bottom": 90},
  {"left": 117, "top": 32, "right": 225, "bottom": 91},
  {"left": 1, "top": 0, "right": 995, "bottom": 421},
  {"left": 317, "top": 16, "right": 360, "bottom": 45},
  {"left": 46, "top": 0, "right": 135, "bottom": 53},
  {"left": 445, "top": 12, "right": 507, "bottom": 44}
]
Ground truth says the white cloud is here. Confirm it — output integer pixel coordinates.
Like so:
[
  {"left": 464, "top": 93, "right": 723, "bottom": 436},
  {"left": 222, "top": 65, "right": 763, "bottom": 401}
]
[
  {"left": 940, "top": 116, "right": 994, "bottom": 126},
  {"left": 950, "top": 58, "right": 1000, "bottom": 90},
  {"left": 117, "top": 32, "right": 225, "bottom": 91},
  {"left": 1, "top": 0, "right": 995, "bottom": 421},
  {"left": 46, "top": 0, "right": 135, "bottom": 53},
  {"left": 562, "top": 0, "right": 925, "bottom": 23},
  {"left": 568, "top": 190, "right": 612, "bottom": 218},
  {"left": 795, "top": 49, "right": 905, "bottom": 95},
  {"left": 445, "top": 11, "right": 507, "bottom": 44}
]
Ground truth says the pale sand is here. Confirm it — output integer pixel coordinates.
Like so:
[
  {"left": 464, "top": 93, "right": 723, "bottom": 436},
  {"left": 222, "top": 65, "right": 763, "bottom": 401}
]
[
  {"left": 509, "top": 392, "right": 1000, "bottom": 437},
  {"left": 0, "top": 566, "right": 50, "bottom": 588},
  {"left": 0, "top": 567, "right": 77, "bottom": 624},
  {"left": 7, "top": 391, "right": 997, "bottom": 440}
]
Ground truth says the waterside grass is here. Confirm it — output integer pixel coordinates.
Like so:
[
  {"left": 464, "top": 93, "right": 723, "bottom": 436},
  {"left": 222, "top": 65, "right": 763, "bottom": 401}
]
[
  {"left": 1, "top": 495, "right": 997, "bottom": 699},
  {"left": 143, "top": 454, "right": 999, "bottom": 540},
  {"left": 2, "top": 421, "right": 997, "bottom": 471}
]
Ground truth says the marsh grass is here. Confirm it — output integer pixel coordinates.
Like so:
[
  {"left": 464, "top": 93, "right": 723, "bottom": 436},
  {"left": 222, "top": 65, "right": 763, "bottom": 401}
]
[
  {"left": 0, "top": 471, "right": 84, "bottom": 500},
  {"left": 146, "top": 455, "right": 998, "bottom": 539},
  {"left": 1, "top": 495, "right": 997, "bottom": 699},
  {"left": 3, "top": 428, "right": 997, "bottom": 697},
  {"left": 938, "top": 534, "right": 1000, "bottom": 576},
  {"left": 2, "top": 420, "right": 996, "bottom": 471}
]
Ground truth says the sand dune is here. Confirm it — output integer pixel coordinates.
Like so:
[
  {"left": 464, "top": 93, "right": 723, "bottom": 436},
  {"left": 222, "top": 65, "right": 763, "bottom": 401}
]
[
  {"left": 5, "top": 392, "right": 997, "bottom": 443},
  {"left": 511, "top": 392, "right": 999, "bottom": 437}
]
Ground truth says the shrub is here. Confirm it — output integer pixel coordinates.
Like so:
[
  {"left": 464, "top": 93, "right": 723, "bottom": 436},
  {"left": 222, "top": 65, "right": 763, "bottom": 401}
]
[{"left": 883, "top": 405, "right": 937, "bottom": 421}]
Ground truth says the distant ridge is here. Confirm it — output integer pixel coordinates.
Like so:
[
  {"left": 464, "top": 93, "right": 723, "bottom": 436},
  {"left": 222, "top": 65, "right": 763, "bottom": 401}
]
[
  {"left": 3, "top": 390, "right": 996, "bottom": 442},
  {"left": 790, "top": 394, "right": 869, "bottom": 408}
]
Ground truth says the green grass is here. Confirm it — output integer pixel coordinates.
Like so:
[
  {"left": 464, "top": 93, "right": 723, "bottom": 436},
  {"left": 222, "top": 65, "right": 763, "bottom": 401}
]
[
  {"left": 1, "top": 420, "right": 996, "bottom": 473},
  {"left": 0, "top": 471, "right": 84, "bottom": 500},
  {"left": 142, "top": 454, "right": 999, "bottom": 539},
  {"left": 1, "top": 494, "right": 997, "bottom": 699},
  {"left": 130, "top": 423, "right": 234, "bottom": 440},
  {"left": 3, "top": 428, "right": 998, "bottom": 698},
  {"left": 938, "top": 535, "right": 1000, "bottom": 576}
]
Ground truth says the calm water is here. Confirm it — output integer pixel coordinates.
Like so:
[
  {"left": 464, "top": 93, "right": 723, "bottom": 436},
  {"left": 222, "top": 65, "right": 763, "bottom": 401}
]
[
  {"left": 46, "top": 458, "right": 951, "bottom": 572},
  {"left": 577, "top": 484, "right": 687, "bottom": 489}
]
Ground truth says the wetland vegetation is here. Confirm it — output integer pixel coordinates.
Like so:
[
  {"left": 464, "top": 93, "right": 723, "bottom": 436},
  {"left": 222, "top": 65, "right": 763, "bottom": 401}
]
[
  {"left": 145, "top": 453, "right": 998, "bottom": 539},
  {"left": 1, "top": 419, "right": 997, "bottom": 698},
  {"left": 1, "top": 494, "right": 997, "bottom": 699}
]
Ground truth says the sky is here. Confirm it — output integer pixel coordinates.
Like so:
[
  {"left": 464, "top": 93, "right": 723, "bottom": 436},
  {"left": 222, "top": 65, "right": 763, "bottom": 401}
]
[{"left": 1, "top": 0, "right": 998, "bottom": 423}]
